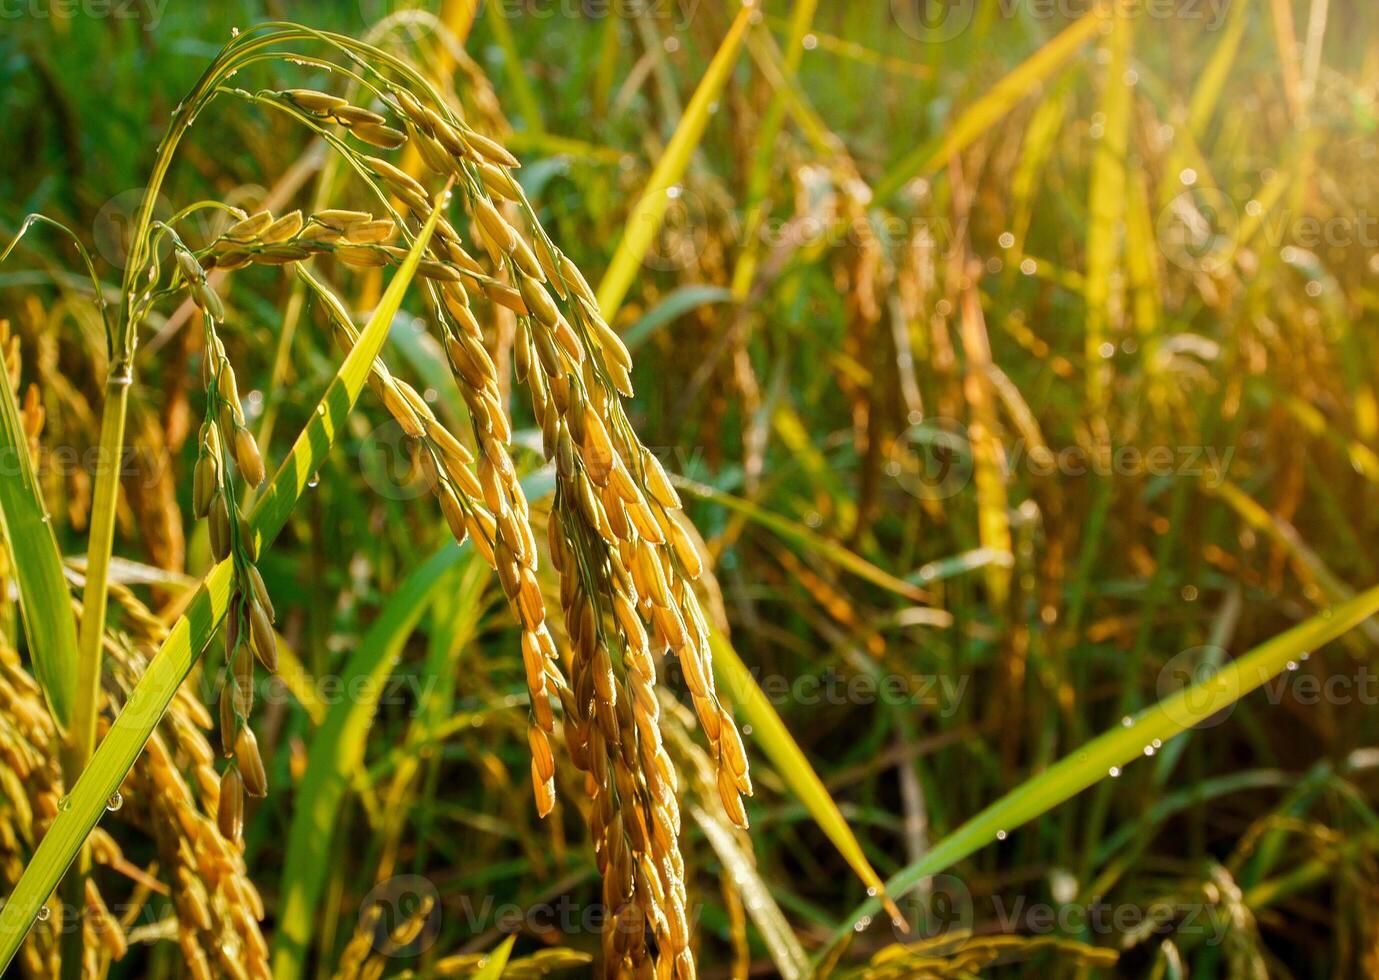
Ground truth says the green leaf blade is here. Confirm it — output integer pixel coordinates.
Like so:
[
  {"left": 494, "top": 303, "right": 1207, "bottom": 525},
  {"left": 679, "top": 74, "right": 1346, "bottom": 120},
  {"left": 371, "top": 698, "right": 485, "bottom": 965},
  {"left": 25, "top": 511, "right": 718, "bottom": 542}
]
[
  {"left": 0, "top": 370, "right": 79, "bottom": 728},
  {"left": 0, "top": 189, "right": 449, "bottom": 972}
]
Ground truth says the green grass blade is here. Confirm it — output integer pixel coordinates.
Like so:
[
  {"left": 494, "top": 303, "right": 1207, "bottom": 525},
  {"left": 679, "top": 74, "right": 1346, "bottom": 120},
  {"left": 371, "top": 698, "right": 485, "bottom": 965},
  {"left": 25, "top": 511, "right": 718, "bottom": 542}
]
[
  {"left": 710, "top": 630, "right": 905, "bottom": 925},
  {"left": 0, "top": 371, "right": 79, "bottom": 728},
  {"left": 270, "top": 467, "right": 543, "bottom": 976},
  {"left": 595, "top": 6, "right": 753, "bottom": 321},
  {"left": 472, "top": 935, "right": 516, "bottom": 980},
  {"left": 0, "top": 193, "right": 448, "bottom": 971},
  {"left": 622, "top": 285, "right": 734, "bottom": 353},
  {"left": 693, "top": 803, "right": 810, "bottom": 979},
  {"left": 273, "top": 544, "right": 485, "bottom": 977},
  {"left": 674, "top": 474, "right": 928, "bottom": 603},
  {"left": 825, "top": 583, "right": 1379, "bottom": 952},
  {"left": 874, "top": 7, "right": 1106, "bottom": 203}
]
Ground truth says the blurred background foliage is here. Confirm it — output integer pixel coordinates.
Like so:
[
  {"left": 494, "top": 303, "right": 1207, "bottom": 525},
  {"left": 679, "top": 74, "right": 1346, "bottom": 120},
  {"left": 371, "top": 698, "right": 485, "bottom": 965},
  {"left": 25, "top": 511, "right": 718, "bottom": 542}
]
[{"left": 3, "top": 0, "right": 1379, "bottom": 976}]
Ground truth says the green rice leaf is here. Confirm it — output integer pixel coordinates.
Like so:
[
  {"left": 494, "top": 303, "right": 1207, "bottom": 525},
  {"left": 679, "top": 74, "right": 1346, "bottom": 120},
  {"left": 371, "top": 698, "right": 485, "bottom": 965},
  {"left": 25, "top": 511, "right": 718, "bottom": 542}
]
[
  {"left": 0, "top": 189, "right": 449, "bottom": 971},
  {"left": 0, "top": 369, "right": 79, "bottom": 729}
]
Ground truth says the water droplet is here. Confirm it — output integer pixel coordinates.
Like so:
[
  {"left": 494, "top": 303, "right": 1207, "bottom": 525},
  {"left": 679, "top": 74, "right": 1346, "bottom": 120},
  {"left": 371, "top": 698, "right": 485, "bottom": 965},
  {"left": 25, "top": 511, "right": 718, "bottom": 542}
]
[
  {"left": 106, "top": 792, "right": 123, "bottom": 812},
  {"left": 996, "top": 829, "right": 1007, "bottom": 841},
  {"left": 1108, "top": 766, "right": 1121, "bottom": 778},
  {"left": 865, "top": 886, "right": 877, "bottom": 896},
  {"left": 1121, "top": 716, "right": 1133, "bottom": 727},
  {"left": 57, "top": 795, "right": 72, "bottom": 812},
  {"left": 1286, "top": 660, "right": 1298, "bottom": 671},
  {"left": 307, "top": 473, "right": 320, "bottom": 488},
  {"left": 1152, "top": 738, "right": 1162, "bottom": 749},
  {"left": 35, "top": 905, "right": 49, "bottom": 922},
  {"left": 1300, "top": 651, "right": 1311, "bottom": 661},
  {"left": 1143, "top": 745, "right": 1155, "bottom": 756}
]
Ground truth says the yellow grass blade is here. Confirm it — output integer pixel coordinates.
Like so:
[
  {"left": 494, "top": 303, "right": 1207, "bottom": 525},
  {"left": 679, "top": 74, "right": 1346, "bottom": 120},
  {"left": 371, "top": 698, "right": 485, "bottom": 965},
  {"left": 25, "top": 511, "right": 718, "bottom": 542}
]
[
  {"left": 711, "top": 629, "right": 906, "bottom": 928},
  {"left": 596, "top": 6, "right": 753, "bottom": 320},
  {"left": 1084, "top": 1, "right": 1134, "bottom": 412},
  {"left": 874, "top": 6, "right": 1107, "bottom": 203}
]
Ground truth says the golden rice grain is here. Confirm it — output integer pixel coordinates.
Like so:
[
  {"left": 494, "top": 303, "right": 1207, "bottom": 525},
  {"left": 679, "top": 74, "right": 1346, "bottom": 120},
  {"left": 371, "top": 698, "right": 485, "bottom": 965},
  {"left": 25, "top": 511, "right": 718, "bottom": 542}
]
[
  {"left": 285, "top": 88, "right": 348, "bottom": 113},
  {"left": 248, "top": 599, "right": 277, "bottom": 672},
  {"left": 344, "top": 219, "right": 396, "bottom": 244},
  {"left": 332, "top": 105, "right": 386, "bottom": 126},
  {"left": 351, "top": 122, "right": 407, "bottom": 149},
  {"left": 261, "top": 210, "right": 304, "bottom": 242},
  {"left": 232, "top": 424, "right": 266, "bottom": 487},
  {"left": 235, "top": 727, "right": 268, "bottom": 798},
  {"left": 462, "top": 128, "right": 522, "bottom": 168},
  {"left": 226, "top": 211, "right": 275, "bottom": 239},
  {"left": 217, "top": 767, "right": 244, "bottom": 843}
]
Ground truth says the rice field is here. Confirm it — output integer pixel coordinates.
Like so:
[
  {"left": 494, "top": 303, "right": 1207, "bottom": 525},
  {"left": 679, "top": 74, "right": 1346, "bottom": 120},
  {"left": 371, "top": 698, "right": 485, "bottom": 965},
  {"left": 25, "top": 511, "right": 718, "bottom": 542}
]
[{"left": 0, "top": 0, "right": 1377, "bottom": 977}]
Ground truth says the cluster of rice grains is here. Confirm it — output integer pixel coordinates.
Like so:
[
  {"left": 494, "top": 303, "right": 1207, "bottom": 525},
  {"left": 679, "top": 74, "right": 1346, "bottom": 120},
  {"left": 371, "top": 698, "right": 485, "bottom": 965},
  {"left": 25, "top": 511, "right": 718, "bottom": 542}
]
[
  {"left": 108, "top": 604, "right": 270, "bottom": 980},
  {"left": 177, "top": 243, "right": 275, "bottom": 851},
  {"left": 382, "top": 87, "right": 751, "bottom": 979},
  {"left": 161, "top": 30, "right": 748, "bottom": 976},
  {"left": 0, "top": 329, "right": 266, "bottom": 976}
]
